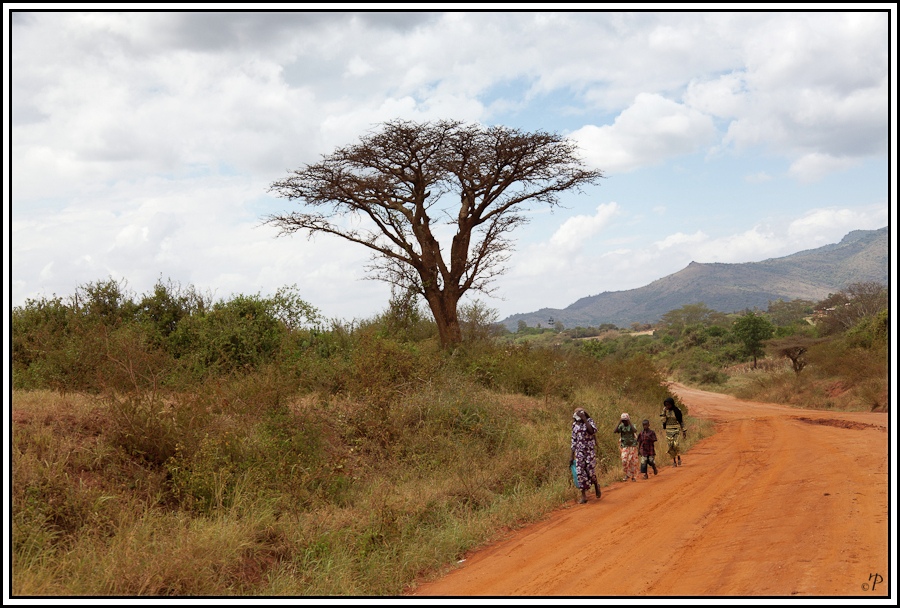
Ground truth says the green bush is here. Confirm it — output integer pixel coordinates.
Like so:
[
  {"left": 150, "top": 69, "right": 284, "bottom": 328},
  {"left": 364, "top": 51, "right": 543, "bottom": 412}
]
[
  {"left": 12, "top": 296, "right": 106, "bottom": 392},
  {"left": 845, "top": 308, "right": 888, "bottom": 349},
  {"left": 135, "top": 278, "right": 210, "bottom": 348}
]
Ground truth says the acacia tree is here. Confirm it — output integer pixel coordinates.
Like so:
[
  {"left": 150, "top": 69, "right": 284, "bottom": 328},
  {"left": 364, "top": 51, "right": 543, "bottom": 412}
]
[
  {"left": 765, "top": 335, "right": 825, "bottom": 375},
  {"left": 265, "top": 119, "right": 602, "bottom": 347}
]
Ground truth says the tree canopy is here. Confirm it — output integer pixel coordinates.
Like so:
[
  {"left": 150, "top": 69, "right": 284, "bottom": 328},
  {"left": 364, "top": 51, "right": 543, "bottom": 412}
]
[
  {"left": 732, "top": 311, "right": 775, "bottom": 368},
  {"left": 659, "top": 302, "right": 728, "bottom": 334},
  {"left": 766, "top": 335, "right": 825, "bottom": 374},
  {"left": 265, "top": 119, "right": 603, "bottom": 346},
  {"left": 814, "top": 281, "right": 888, "bottom": 336}
]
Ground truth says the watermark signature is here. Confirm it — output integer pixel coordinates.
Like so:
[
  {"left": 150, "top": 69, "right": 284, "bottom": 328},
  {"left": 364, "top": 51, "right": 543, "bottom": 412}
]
[{"left": 861, "top": 573, "right": 883, "bottom": 592}]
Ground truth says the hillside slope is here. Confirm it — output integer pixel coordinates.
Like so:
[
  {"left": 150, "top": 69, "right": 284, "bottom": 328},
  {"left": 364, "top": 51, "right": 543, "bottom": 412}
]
[{"left": 501, "top": 226, "right": 888, "bottom": 329}]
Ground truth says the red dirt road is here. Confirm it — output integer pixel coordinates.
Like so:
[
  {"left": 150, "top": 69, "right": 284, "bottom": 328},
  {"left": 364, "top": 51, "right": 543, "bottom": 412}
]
[{"left": 410, "top": 383, "right": 891, "bottom": 597}]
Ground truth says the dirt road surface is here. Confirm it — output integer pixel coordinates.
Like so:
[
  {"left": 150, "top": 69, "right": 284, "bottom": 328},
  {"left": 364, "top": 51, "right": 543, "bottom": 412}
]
[{"left": 410, "top": 383, "right": 891, "bottom": 597}]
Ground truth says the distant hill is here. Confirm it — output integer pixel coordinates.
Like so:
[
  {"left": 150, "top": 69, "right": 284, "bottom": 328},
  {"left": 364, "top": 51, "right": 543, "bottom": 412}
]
[{"left": 501, "top": 226, "right": 888, "bottom": 330}]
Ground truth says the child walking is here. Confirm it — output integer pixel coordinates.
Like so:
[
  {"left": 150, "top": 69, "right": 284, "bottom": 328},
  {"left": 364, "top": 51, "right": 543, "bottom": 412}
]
[
  {"left": 637, "top": 419, "right": 659, "bottom": 479},
  {"left": 614, "top": 413, "right": 639, "bottom": 482}
]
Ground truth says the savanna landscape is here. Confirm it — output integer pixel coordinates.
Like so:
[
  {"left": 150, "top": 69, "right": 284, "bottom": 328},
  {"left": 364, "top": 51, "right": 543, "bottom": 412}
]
[
  {"left": 10, "top": 276, "right": 889, "bottom": 597},
  {"left": 10, "top": 11, "right": 893, "bottom": 602}
]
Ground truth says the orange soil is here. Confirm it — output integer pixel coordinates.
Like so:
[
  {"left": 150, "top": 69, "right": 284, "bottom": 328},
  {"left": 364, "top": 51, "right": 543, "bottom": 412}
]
[{"left": 409, "top": 383, "right": 891, "bottom": 597}]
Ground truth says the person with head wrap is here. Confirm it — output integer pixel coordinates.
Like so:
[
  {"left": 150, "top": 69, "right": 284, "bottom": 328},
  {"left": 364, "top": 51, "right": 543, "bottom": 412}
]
[
  {"left": 569, "top": 408, "right": 601, "bottom": 504},
  {"left": 614, "top": 412, "right": 639, "bottom": 482},
  {"left": 660, "top": 397, "right": 687, "bottom": 466}
]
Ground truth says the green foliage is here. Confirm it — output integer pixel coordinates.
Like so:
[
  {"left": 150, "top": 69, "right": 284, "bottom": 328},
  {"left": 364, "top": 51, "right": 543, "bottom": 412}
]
[
  {"left": 12, "top": 279, "right": 327, "bottom": 392},
  {"left": 370, "top": 287, "right": 437, "bottom": 342},
  {"left": 805, "top": 335, "right": 884, "bottom": 382},
  {"left": 714, "top": 295, "right": 886, "bottom": 410},
  {"left": 459, "top": 299, "right": 501, "bottom": 342},
  {"left": 173, "top": 294, "right": 287, "bottom": 373},
  {"left": 659, "top": 303, "right": 727, "bottom": 335},
  {"left": 135, "top": 278, "right": 210, "bottom": 347},
  {"left": 107, "top": 394, "right": 185, "bottom": 467},
  {"left": 166, "top": 432, "right": 242, "bottom": 514},
  {"left": 12, "top": 295, "right": 78, "bottom": 390},
  {"left": 766, "top": 298, "right": 815, "bottom": 327},
  {"left": 453, "top": 340, "right": 581, "bottom": 399},
  {"left": 772, "top": 322, "right": 817, "bottom": 338},
  {"left": 731, "top": 311, "right": 775, "bottom": 367},
  {"left": 580, "top": 333, "right": 660, "bottom": 360},
  {"left": 765, "top": 335, "right": 825, "bottom": 375},
  {"left": 679, "top": 353, "right": 730, "bottom": 386},
  {"left": 270, "top": 284, "right": 324, "bottom": 331},
  {"left": 73, "top": 276, "right": 137, "bottom": 323},
  {"left": 844, "top": 307, "right": 888, "bottom": 349},
  {"left": 99, "top": 323, "right": 176, "bottom": 393},
  {"left": 568, "top": 292, "right": 884, "bottom": 405},
  {"left": 579, "top": 337, "right": 618, "bottom": 359}
]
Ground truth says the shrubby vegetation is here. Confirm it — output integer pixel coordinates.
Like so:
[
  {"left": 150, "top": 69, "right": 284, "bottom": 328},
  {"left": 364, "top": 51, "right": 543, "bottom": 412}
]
[
  {"left": 10, "top": 277, "right": 887, "bottom": 595},
  {"left": 508, "top": 282, "right": 888, "bottom": 411},
  {"left": 12, "top": 277, "right": 693, "bottom": 596}
]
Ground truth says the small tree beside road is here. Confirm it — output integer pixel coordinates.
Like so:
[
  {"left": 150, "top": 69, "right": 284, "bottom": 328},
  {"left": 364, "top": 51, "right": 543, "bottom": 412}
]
[
  {"left": 765, "top": 335, "right": 825, "bottom": 375},
  {"left": 732, "top": 311, "right": 775, "bottom": 368}
]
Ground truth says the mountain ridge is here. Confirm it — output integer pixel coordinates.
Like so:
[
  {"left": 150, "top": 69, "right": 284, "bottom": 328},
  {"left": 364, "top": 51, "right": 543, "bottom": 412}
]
[{"left": 501, "top": 226, "right": 888, "bottom": 330}]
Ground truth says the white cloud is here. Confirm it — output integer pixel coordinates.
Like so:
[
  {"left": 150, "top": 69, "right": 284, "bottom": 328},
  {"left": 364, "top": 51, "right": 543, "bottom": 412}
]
[
  {"left": 345, "top": 55, "right": 375, "bottom": 78},
  {"left": 549, "top": 203, "right": 620, "bottom": 251},
  {"left": 496, "top": 203, "right": 622, "bottom": 310},
  {"left": 683, "top": 72, "right": 747, "bottom": 119},
  {"left": 787, "top": 205, "right": 888, "bottom": 245},
  {"left": 656, "top": 230, "right": 708, "bottom": 250},
  {"left": 687, "top": 227, "right": 785, "bottom": 263},
  {"left": 12, "top": 12, "right": 888, "bottom": 195},
  {"left": 570, "top": 93, "right": 718, "bottom": 173},
  {"left": 788, "top": 153, "right": 860, "bottom": 183},
  {"left": 720, "top": 14, "right": 887, "bottom": 165}
]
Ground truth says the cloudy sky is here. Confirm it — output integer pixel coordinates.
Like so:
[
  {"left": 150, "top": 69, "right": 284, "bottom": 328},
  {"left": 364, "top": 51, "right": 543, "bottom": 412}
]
[{"left": 7, "top": 8, "right": 894, "bottom": 324}]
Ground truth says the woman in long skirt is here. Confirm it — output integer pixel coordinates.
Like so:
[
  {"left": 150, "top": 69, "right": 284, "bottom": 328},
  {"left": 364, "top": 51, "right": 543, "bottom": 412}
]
[{"left": 570, "top": 408, "right": 601, "bottom": 503}]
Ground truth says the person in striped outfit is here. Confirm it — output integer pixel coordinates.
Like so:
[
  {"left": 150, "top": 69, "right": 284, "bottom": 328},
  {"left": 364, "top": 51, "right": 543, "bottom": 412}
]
[{"left": 660, "top": 397, "right": 687, "bottom": 467}]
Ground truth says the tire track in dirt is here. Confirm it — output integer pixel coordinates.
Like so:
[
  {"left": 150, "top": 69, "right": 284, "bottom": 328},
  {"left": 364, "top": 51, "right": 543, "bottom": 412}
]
[{"left": 409, "top": 384, "right": 890, "bottom": 597}]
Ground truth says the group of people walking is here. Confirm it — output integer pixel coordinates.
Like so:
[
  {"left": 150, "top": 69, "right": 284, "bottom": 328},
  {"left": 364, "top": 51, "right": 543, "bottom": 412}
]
[{"left": 569, "top": 397, "right": 686, "bottom": 504}]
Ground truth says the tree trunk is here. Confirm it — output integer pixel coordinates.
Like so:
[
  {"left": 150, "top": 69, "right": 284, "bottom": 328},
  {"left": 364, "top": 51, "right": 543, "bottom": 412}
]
[{"left": 424, "top": 289, "right": 462, "bottom": 347}]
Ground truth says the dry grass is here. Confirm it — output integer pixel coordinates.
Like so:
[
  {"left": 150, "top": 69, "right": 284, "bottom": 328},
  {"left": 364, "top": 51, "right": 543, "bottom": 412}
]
[
  {"left": 11, "top": 373, "right": 712, "bottom": 597},
  {"left": 714, "top": 354, "right": 887, "bottom": 412},
  {"left": 10, "top": 384, "right": 579, "bottom": 596}
]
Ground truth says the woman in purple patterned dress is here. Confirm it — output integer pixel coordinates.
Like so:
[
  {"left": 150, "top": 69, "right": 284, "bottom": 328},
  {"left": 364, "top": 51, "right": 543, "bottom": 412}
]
[{"left": 569, "top": 408, "right": 601, "bottom": 504}]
